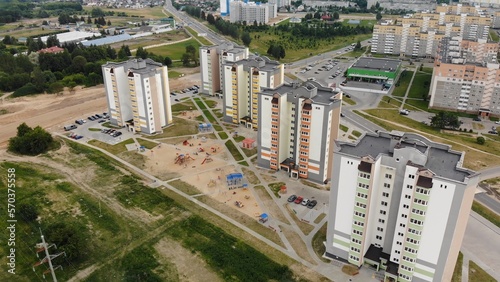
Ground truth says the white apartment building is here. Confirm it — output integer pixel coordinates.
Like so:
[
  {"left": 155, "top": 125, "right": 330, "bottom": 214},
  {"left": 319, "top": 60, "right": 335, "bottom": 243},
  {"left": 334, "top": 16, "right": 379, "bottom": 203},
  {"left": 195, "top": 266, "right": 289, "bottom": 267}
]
[
  {"left": 221, "top": 56, "right": 284, "bottom": 128},
  {"left": 220, "top": 0, "right": 235, "bottom": 16},
  {"left": 229, "top": 1, "right": 277, "bottom": 24},
  {"left": 257, "top": 81, "right": 342, "bottom": 183},
  {"left": 102, "top": 58, "right": 172, "bottom": 134},
  {"left": 429, "top": 37, "right": 500, "bottom": 117},
  {"left": 325, "top": 130, "right": 479, "bottom": 282},
  {"left": 269, "top": 0, "right": 291, "bottom": 8},
  {"left": 199, "top": 43, "right": 249, "bottom": 97}
]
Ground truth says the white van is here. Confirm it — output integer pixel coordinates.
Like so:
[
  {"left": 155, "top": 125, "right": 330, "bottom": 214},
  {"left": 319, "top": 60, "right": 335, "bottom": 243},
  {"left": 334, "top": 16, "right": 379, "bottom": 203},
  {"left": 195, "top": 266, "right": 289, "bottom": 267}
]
[{"left": 64, "top": 124, "right": 77, "bottom": 131}]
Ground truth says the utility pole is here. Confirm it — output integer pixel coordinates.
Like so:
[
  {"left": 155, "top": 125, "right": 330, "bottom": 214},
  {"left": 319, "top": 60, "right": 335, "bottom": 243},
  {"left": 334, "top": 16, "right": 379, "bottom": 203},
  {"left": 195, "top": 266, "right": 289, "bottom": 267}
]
[{"left": 33, "top": 228, "right": 65, "bottom": 282}]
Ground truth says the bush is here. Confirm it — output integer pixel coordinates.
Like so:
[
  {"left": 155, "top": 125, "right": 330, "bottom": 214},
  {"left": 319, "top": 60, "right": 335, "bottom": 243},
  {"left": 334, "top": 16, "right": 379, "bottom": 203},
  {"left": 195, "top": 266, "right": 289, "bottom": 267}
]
[
  {"left": 12, "top": 83, "right": 39, "bottom": 97},
  {"left": 19, "top": 203, "right": 38, "bottom": 222},
  {"left": 8, "top": 123, "right": 55, "bottom": 155},
  {"left": 477, "top": 136, "right": 485, "bottom": 145}
]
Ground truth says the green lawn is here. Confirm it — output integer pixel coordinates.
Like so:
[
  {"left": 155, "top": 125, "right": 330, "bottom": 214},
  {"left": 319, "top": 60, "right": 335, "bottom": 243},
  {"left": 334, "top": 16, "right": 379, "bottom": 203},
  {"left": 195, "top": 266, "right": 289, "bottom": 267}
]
[
  {"left": 408, "top": 73, "right": 432, "bottom": 99},
  {"left": 451, "top": 252, "right": 463, "bottom": 282},
  {"left": 469, "top": 260, "right": 496, "bottom": 282},
  {"left": 340, "top": 124, "right": 348, "bottom": 132},
  {"left": 472, "top": 201, "right": 500, "bottom": 228},
  {"left": 137, "top": 138, "right": 158, "bottom": 149},
  {"left": 168, "top": 70, "right": 184, "bottom": 79},
  {"left": 490, "top": 30, "right": 499, "bottom": 42},
  {"left": 225, "top": 140, "right": 244, "bottom": 161},
  {"left": 83, "top": 6, "right": 166, "bottom": 18},
  {"left": 145, "top": 39, "right": 201, "bottom": 60},
  {"left": 171, "top": 100, "right": 195, "bottom": 112},
  {"left": 342, "top": 19, "right": 378, "bottom": 27},
  {"left": 148, "top": 117, "right": 199, "bottom": 139},
  {"left": 392, "top": 70, "right": 414, "bottom": 97},
  {"left": 88, "top": 138, "right": 135, "bottom": 155},
  {"left": 343, "top": 47, "right": 367, "bottom": 58},
  {"left": 219, "top": 132, "right": 228, "bottom": 139}
]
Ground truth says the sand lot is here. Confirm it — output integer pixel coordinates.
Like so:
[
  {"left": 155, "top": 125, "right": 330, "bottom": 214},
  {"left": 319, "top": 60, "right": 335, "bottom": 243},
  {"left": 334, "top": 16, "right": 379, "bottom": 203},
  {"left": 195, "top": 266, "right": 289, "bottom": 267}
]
[{"left": 140, "top": 136, "right": 263, "bottom": 218}]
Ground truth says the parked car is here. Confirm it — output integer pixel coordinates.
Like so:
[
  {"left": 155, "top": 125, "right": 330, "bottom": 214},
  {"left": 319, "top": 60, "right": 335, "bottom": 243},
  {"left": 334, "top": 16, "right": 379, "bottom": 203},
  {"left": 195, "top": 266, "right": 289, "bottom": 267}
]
[
  {"left": 287, "top": 195, "right": 297, "bottom": 203},
  {"left": 75, "top": 135, "right": 83, "bottom": 140},
  {"left": 399, "top": 109, "right": 410, "bottom": 115},
  {"left": 473, "top": 117, "right": 482, "bottom": 121},
  {"left": 301, "top": 198, "right": 310, "bottom": 206},
  {"left": 495, "top": 121, "right": 500, "bottom": 124},
  {"left": 64, "top": 124, "right": 77, "bottom": 131},
  {"left": 75, "top": 119, "right": 84, "bottom": 125},
  {"left": 488, "top": 130, "right": 498, "bottom": 134},
  {"left": 340, "top": 113, "right": 345, "bottom": 117},
  {"left": 88, "top": 116, "right": 94, "bottom": 121},
  {"left": 307, "top": 200, "right": 318, "bottom": 209},
  {"left": 98, "top": 119, "right": 105, "bottom": 123},
  {"left": 294, "top": 196, "right": 303, "bottom": 204}
]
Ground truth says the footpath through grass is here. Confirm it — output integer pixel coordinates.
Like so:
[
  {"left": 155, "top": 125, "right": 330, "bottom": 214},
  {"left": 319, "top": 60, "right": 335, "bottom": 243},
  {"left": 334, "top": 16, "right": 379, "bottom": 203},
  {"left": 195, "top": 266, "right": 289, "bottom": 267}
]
[
  {"left": 225, "top": 140, "right": 244, "bottom": 161},
  {"left": 392, "top": 70, "right": 414, "bottom": 97},
  {"left": 185, "top": 26, "right": 213, "bottom": 45}
]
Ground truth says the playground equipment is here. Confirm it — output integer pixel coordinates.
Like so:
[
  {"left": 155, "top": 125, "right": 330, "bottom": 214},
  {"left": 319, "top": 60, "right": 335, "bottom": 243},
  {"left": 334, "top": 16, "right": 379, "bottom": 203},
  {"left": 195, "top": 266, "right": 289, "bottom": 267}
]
[
  {"left": 201, "top": 157, "right": 213, "bottom": 165},
  {"left": 235, "top": 201, "right": 244, "bottom": 208},
  {"left": 259, "top": 213, "right": 269, "bottom": 223},
  {"left": 198, "top": 123, "right": 213, "bottom": 132},
  {"left": 201, "top": 137, "right": 207, "bottom": 143},
  {"left": 174, "top": 154, "right": 195, "bottom": 165},
  {"left": 226, "top": 173, "right": 245, "bottom": 190},
  {"left": 211, "top": 147, "right": 217, "bottom": 153},
  {"left": 183, "top": 140, "right": 190, "bottom": 146},
  {"left": 139, "top": 145, "right": 145, "bottom": 152},
  {"left": 198, "top": 147, "right": 205, "bottom": 152}
]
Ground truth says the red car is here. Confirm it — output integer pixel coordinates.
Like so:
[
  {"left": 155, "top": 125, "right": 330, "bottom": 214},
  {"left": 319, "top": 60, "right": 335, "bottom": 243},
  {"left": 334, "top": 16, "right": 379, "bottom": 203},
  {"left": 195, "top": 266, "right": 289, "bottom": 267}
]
[{"left": 294, "top": 196, "right": 303, "bottom": 204}]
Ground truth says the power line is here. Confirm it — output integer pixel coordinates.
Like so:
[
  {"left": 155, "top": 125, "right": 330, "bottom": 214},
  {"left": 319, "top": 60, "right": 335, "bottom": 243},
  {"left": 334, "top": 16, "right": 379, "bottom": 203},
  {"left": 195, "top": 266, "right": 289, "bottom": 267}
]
[{"left": 33, "top": 228, "right": 66, "bottom": 282}]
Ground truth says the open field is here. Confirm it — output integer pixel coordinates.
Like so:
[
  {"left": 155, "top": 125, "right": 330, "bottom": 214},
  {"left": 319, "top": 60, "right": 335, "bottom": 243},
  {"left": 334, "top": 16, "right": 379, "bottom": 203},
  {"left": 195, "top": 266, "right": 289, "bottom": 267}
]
[
  {"left": 1, "top": 27, "right": 66, "bottom": 38},
  {"left": 83, "top": 6, "right": 166, "bottom": 19},
  {"left": 145, "top": 38, "right": 201, "bottom": 60},
  {"left": 392, "top": 70, "right": 414, "bottom": 97},
  {"left": 117, "top": 30, "right": 190, "bottom": 51},
  {"left": 185, "top": 26, "right": 213, "bottom": 45}
]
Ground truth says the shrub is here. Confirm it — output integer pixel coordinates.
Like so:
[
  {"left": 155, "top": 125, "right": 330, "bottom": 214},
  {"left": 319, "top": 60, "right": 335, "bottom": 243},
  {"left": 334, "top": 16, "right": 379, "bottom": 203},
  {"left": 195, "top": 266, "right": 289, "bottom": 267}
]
[
  {"left": 476, "top": 136, "right": 485, "bottom": 145},
  {"left": 8, "top": 123, "right": 54, "bottom": 155},
  {"left": 12, "top": 83, "right": 39, "bottom": 97}
]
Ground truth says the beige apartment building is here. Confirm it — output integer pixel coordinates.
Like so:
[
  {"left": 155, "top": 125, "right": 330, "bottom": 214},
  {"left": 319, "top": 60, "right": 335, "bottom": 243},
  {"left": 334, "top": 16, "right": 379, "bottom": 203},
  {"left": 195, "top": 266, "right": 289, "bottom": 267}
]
[
  {"left": 371, "top": 4, "right": 491, "bottom": 57},
  {"left": 429, "top": 37, "right": 500, "bottom": 116},
  {"left": 102, "top": 58, "right": 173, "bottom": 134}
]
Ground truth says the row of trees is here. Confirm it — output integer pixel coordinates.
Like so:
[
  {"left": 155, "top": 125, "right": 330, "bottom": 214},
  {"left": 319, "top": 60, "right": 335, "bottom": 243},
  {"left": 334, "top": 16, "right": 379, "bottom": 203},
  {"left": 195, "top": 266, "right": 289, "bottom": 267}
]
[{"left": 0, "top": 2, "right": 83, "bottom": 23}]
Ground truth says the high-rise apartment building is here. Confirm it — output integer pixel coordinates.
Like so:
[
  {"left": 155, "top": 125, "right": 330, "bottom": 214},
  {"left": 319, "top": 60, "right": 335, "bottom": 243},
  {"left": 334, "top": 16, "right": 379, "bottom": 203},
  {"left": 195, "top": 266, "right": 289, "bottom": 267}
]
[
  {"left": 229, "top": 1, "right": 277, "bottom": 24},
  {"left": 325, "top": 130, "right": 479, "bottom": 282},
  {"left": 371, "top": 4, "right": 491, "bottom": 57},
  {"left": 199, "top": 43, "right": 249, "bottom": 97},
  {"left": 429, "top": 37, "right": 500, "bottom": 116},
  {"left": 220, "top": 0, "right": 235, "bottom": 16},
  {"left": 221, "top": 56, "right": 284, "bottom": 128},
  {"left": 102, "top": 58, "right": 172, "bottom": 134},
  {"left": 257, "top": 81, "right": 342, "bottom": 183}
]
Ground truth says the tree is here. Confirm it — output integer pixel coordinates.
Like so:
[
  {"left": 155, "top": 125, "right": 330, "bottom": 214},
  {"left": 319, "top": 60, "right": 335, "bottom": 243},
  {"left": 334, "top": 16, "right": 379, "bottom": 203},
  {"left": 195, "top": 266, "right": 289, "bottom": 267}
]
[
  {"left": 355, "top": 40, "right": 361, "bottom": 50},
  {"left": 430, "top": 111, "right": 460, "bottom": 130},
  {"left": 333, "top": 11, "right": 340, "bottom": 20},
  {"left": 46, "top": 222, "right": 86, "bottom": 262},
  {"left": 376, "top": 12, "right": 382, "bottom": 20},
  {"left": 8, "top": 123, "right": 54, "bottom": 155},
  {"left": 91, "top": 7, "right": 105, "bottom": 18},
  {"left": 164, "top": 56, "right": 172, "bottom": 67},
  {"left": 19, "top": 203, "right": 38, "bottom": 222},
  {"left": 241, "top": 32, "right": 252, "bottom": 47},
  {"left": 207, "top": 13, "right": 215, "bottom": 25},
  {"left": 477, "top": 136, "right": 485, "bottom": 145},
  {"left": 46, "top": 34, "right": 60, "bottom": 48},
  {"left": 181, "top": 53, "right": 191, "bottom": 66},
  {"left": 136, "top": 47, "right": 148, "bottom": 59}
]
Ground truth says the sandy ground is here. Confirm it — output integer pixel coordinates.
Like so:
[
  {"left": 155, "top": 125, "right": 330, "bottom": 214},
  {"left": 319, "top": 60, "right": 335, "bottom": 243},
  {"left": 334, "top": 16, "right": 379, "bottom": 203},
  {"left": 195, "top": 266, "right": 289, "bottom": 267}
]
[
  {"left": 169, "top": 70, "right": 201, "bottom": 91},
  {"left": 0, "top": 86, "right": 107, "bottom": 148},
  {"left": 140, "top": 136, "right": 263, "bottom": 218}
]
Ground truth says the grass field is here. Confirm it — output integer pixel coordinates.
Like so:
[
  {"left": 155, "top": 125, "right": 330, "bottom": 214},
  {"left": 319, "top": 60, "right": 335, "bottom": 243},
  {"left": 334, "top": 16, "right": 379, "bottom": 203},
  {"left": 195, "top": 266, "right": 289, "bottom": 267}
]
[
  {"left": 88, "top": 138, "right": 135, "bottom": 155},
  {"left": 469, "top": 260, "right": 496, "bottom": 282},
  {"left": 451, "top": 251, "right": 463, "bottom": 282},
  {"left": 225, "top": 140, "right": 244, "bottom": 161},
  {"left": 392, "top": 70, "right": 414, "bottom": 97},
  {"left": 148, "top": 117, "right": 199, "bottom": 139},
  {"left": 83, "top": 6, "right": 166, "bottom": 18},
  {"left": 342, "top": 19, "right": 378, "bottom": 27},
  {"left": 168, "top": 70, "right": 183, "bottom": 78},
  {"left": 137, "top": 138, "right": 158, "bottom": 149},
  {"left": 472, "top": 201, "right": 500, "bottom": 228},
  {"left": 145, "top": 38, "right": 201, "bottom": 60},
  {"left": 1, "top": 27, "right": 65, "bottom": 38},
  {"left": 343, "top": 46, "right": 367, "bottom": 58},
  {"left": 490, "top": 30, "right": 499, "bottom": 42}
]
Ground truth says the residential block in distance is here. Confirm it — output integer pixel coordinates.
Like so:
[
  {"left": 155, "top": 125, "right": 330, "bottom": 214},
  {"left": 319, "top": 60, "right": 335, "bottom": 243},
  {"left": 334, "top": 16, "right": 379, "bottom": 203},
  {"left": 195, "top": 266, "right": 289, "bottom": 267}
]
[
  {"left": 221, "top": 56, "right": 284, "bottom": 128},
  {"left": 199, "top": 43, "right": 249, "bottom": 97},
  {"left": 229, "top": 0, "right": 277, "bottom": 24},
  {"left": 429, "top": 36, "right": 500, "bottom": 117},
  {"left": 371, "top": 3, "right": 491, "bottom": 57},
  {"left": 257, "top": 81, "right": 342, "bottom": 184},
  {"left": 102, "top": 58, "right": 172, "bottom": 134},
  {"left": 325, "top": 130, "right": 480, "bottom": 282}
]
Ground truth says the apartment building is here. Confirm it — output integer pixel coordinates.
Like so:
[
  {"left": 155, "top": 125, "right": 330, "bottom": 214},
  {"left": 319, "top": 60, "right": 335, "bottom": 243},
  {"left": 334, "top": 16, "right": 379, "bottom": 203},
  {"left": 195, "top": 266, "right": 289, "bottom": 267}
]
[
  {"left": 220, "top": 0, "right": 235, "bottom": 16},
  {"left": 371, "top": 4, "right": 491, "bottom": 57},
  {"left": 257, "top": 81, "right": 342, "bottom": 184},
  {"left": 102, "top": 58, "right": 172, "bottom": 134},
  {"left": 221, "top": 56, "right": 284, "bottom": 128},
  {"left": 269, "top": 0, "right": 291, "bottom": 8},
  {"left": 429, "top": 37, "right": 500, "bottom": 116},
  {"left": 325, "top": 130, "right": 479, "bottom": 282},
  {"left": 199, "top": 43, "right": 249, "bottom": 97},
  {"left": 492, "top": 11, "right": 500, "bottom": 28},
  {"left": 229, "top": 1, "right": 277, "bottom": 24}
]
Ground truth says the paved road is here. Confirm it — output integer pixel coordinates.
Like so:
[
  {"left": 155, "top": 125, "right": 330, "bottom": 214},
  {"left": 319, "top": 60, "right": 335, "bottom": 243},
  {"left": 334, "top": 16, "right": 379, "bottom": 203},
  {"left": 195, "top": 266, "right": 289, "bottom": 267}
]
[{"left": 475, "top": 192, "right": 500, "bottom": 214}]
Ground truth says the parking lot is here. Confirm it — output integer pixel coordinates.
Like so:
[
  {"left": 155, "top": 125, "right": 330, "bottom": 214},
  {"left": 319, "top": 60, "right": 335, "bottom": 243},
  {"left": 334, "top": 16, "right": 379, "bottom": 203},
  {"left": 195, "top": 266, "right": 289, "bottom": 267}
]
[
  {"left": 64, "top": 113, "right": 135, "bottom": 145},
  {"left": 170, "top": 85, "right": 199, "bottom": 104},
  {"left": 294, "top": 59, "right": 355, "bottom": 88}
]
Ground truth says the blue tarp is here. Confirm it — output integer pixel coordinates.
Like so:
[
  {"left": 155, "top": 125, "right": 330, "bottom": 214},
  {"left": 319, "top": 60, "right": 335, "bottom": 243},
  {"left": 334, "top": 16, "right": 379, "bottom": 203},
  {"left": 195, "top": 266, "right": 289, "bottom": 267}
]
[{"left": 260, "top": 213, "right": 268, "bottom": 219}]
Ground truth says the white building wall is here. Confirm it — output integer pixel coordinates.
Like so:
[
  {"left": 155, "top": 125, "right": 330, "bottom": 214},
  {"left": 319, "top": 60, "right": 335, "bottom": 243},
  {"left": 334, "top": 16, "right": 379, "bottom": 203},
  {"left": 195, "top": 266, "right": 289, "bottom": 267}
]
[
  {"left": 278, "top": 97, "right": 290, "bottom": 162},
  {"left": 259, "top": 95, "right": 273, "bottom": 154},
  {"left": 117, "top": 68, "right": 132, "bottom": 124},
  {"left": 334, "top": 156, "right": 361, "bottom": 235},
  {"left": 223, "top": 66, "right": 234, "bottom": 116},
  {"left": 161, "top": 66, "right": 172, "bottom": 125},
  {"left": 308, "top": 105, "right": 324, "bottom": 163},
  {"left": 418, "top": 180, "right": 456, "bottom": 265},
  {"left": 370, "top": 164, "right": 393, "bottom": 247},
  {"left": 259, "top": 72, "right": 269, "bottom": 88},
  {"left": 103, "top": 68, "right": 116, "bottom": 112},
  {"left": 200, "top": 49, "right": 210, "bottom": 90},
  {"left": 363, "top": 159, "right": 382, "bottom": 257},
  {"left": 236, "top": 65, "right": 247, "bottom": 119}
]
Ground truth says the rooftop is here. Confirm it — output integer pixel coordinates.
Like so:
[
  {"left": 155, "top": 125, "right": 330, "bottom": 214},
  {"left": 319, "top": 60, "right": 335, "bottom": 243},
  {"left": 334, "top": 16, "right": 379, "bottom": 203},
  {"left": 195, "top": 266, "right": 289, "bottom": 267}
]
[
  {"left": 337, "top": 130, "right": 472, "bottom": 182},
  {"left": 229, "top": 55, "right": 282, "bottom": 72},
  {"left": 260, "top": 81, "right": 341, "bottom": 105},
  {"left": 350, "top": 57, "right": 401, "bottom": 72},
  {"left": 103, "top": 58, "right": 163, "bottom": 74}
]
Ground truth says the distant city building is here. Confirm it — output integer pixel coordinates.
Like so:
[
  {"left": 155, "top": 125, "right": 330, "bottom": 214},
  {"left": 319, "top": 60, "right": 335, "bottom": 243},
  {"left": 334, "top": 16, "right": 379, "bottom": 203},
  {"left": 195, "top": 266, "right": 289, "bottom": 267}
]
[
  {"left": 367, "top": 0, "right": 436, "bottom": 11},
  {"left": 221, "top": 56, "right": 284, "bottom": 128},
  {"left": 492, "top": 11, "right": 500, "bottom": 28},
  {"left": 199, "top": 43, "right": 249, "bottom": 97},
  {"left": 289, "top": 17, "right": 302, "bottom": 24},
  {"left": 461, "top": 0, "right": 500, "bottom": 8},
  {"left": 102, "top": 58, "right": 173, "bottom": 134},
  {"left": 269, "top": 0, "right": 291, "bottom": 8},
  {"left": 220, "top": 0, "right": 235, "bottom": 16},
  {"left": 257, "top": 81, "right": 342, "bottom": 184},
  {"left": 304, "top": 0, "right": 354, "bottom": 8},
  {"left": 371, "top": 4, "right": 491, "bottom": 58},
  {"left": 229, "top": 0, "right": 277, "bottom": 24},
  {"left": 429, "top": 37, "right": 500, "bottom": 117},
  {"left": 39, "top": 31, "right": 101, "bottom": 44},
  {"left": 325, "top": 130, "right": 479, "bottom": 282}
]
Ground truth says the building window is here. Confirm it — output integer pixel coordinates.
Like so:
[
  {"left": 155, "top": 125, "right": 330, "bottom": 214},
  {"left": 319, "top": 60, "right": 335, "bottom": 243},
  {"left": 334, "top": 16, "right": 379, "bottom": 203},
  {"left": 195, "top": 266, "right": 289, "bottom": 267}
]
[
  {"left": 381, "top": 201, "right": 388, "bottom": 206},
  {"left": 380, "top": 210, "right": 386, "bottom": 215},
  {"left": 409, "top": 174, "right": 415, "bottom": 179},
  {"left": 377, "top": 227, "right": 384, "bottom": 232},
  {"left": 385, "top": 174, "right": 392, "bottom": 179},
  {"left": 376, "top": 235, "right": 382, "bottom": 240},
  {"left": 407, "top": 185, "right": 413, "bottom": 189},
  {"left": 382, "top": 192, "right": 389, "bottom": 197},
  {"left": 384, "top": 183, "right": 391, "bottom": 188}
]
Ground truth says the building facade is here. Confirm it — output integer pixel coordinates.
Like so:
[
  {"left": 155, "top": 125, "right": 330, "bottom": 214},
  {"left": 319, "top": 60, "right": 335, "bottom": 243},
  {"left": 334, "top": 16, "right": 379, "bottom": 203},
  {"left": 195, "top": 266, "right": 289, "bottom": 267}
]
[
  {"left": 325, "top": 130, "right": 479, "bottom": 282},
  {"left": 371, "top": 4, "right": 491, "bottom": 57},
  {"left": 429, "top": 37, "right": 500, "bottom": 117},
  {"left": 220, "top": 0, "right": 235, "bottom": 16},
  {"left": 229, "top": 1, "right": 277, "bottom": 24},
  {"left": 257, "top": 81, "right": 342, "bottom": 183},
  {"left": 199, "top": 43, "right": 249, "bottom": 97},
  {"left": 221, "top": 56, "right": 284, "bottom": 128},
  {"left": 102, "top": 58, "right": 172, "bottom": 134}
]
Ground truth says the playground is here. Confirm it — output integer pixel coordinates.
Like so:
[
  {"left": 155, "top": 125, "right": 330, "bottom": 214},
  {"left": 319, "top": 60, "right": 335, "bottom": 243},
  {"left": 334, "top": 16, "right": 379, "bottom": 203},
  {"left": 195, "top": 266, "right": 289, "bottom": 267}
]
[{"left": 139, "top": 137, "right": 264, "bottom": 219}]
